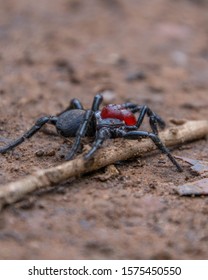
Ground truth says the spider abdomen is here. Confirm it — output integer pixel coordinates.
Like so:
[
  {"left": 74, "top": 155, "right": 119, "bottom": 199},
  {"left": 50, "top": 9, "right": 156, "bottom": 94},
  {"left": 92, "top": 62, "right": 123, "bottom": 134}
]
[
  {"left": 101, "top": 104, "right": 136, "bottom": 126},
  {"left": 56, "top": 110, "right": 95, "bottom": 137}
]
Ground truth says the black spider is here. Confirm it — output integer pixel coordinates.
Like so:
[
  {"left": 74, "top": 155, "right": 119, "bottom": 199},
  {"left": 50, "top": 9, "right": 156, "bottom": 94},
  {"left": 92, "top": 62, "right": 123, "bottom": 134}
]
[{"left": 0, "top": 94, "right": 182, "bottom": 171}]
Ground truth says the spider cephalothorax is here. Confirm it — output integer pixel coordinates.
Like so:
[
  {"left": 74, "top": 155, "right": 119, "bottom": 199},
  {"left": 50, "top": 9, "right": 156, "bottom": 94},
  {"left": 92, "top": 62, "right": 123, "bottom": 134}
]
[{"left": 0, "top": 94, "right": 182, "bottom": 172}]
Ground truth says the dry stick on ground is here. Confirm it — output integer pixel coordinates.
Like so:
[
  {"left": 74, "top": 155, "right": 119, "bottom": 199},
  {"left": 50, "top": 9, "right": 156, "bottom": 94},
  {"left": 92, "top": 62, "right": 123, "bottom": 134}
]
[{"left": 0, "top": 120, "right": 208, "bottom": 210}]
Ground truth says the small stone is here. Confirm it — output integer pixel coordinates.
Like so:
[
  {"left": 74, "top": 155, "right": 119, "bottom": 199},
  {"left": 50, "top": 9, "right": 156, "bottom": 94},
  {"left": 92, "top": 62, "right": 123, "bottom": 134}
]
[
  {"left": 45, "top": 149, "right": 56, "bottom": 157},
  {"left": 35, "top": 149, "right": 44, "bottom": 157}
]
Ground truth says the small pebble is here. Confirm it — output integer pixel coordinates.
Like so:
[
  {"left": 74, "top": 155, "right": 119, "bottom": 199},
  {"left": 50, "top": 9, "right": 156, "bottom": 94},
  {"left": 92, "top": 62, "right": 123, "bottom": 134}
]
[
  {"left": 45, "top": 149, "right": 56, "bottom": 157},
  {"left": 126, "top": 71, "right": 147, "bottom": 82},
  {"left": 35, "top": 149, "right": 44, "bottom": 157}
]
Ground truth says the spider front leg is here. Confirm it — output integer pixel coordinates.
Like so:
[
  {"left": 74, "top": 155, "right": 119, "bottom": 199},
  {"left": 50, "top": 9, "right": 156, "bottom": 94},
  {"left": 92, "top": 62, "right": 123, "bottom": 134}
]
[
  {"left": 65, "top": 110, "right": 94, "bottom": 160},
  {"left": 136, "top": 105, "right": 165, "bottom": 134},
  {"left": 84, "top": 127, "right": 111, "bottom": 160},
  {"left": 65, "top": 94, "right": 103, "bottom": 160},
  {"left": 91, "top": 94, "right": 103, "bottom": 111},
  {"left": 123, "top": 103, "right": 166, "bottom": 135},
  {"left": 0, "top": 116, "right": 58, "bottom": 154},
  {"left": 120, "top": 130, "right": 182, "bottom": 172}
]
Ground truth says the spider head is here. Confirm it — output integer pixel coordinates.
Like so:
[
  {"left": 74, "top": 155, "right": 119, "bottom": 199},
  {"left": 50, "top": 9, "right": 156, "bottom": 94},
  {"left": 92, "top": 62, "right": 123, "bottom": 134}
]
[{"left": 100, "top": 104, "right": 136, "bottom": 126}]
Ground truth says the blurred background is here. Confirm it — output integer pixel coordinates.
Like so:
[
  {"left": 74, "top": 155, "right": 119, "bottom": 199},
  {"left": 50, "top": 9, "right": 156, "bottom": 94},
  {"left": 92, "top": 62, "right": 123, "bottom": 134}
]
[{"left": 0, "top": 0, "right": 208, "bottom": 259}]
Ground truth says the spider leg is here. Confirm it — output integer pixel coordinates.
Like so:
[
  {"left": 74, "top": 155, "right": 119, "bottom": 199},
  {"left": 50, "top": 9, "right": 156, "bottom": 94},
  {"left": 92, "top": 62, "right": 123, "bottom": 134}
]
[
  {"left": 120, "top": 130, "right": 182, "bottom": 172},
  {"left": 65, "top": 110, "right": 94, "bottom": 160},
  {"left": 0, "top": 116, "right": 57, "bottom": 154},
  {"left": 135, "top": 106, "right": 166, "bottom": 134},
  {"left": 84, "top": 127, "right": 111, "bottom": 160},
  {"left": 91, "top": 94, "right": 103, "bottom": 111},
  {"left": 122, "top": 103, "right": 165, "bottom": 134},
  {"left": 57, "top": 98, "right": 84, "bottom": 116},
  {"left": 70, "top": 98, "right": 84, "bottom": 110},
  {"left": 65, "top": 94, "right": 104, "bottom": 160}
]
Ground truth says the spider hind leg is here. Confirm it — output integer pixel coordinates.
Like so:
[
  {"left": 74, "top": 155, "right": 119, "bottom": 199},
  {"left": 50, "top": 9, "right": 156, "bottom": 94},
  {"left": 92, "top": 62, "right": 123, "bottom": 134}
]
[{"left": 0, "top": 116, "right": 57, "bottom": 154}]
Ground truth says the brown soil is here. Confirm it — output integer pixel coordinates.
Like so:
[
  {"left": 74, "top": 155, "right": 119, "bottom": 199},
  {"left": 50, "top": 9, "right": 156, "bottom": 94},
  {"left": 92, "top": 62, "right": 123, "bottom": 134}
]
[{"left": 0, "top": 0, "right": 208, "bottom": 260}]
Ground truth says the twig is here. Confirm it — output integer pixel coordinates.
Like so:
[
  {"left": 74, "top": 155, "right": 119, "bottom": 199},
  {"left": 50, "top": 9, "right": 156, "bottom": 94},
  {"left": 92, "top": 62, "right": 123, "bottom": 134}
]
[{"left": 0, "top": 120, "right": 208, "bottom": 210}]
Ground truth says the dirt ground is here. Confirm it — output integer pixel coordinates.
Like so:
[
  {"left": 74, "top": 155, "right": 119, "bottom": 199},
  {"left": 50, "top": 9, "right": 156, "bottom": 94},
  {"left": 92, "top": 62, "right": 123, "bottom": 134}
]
[{"left": 0, "top": 0, "right": 208, "bottom": 260}]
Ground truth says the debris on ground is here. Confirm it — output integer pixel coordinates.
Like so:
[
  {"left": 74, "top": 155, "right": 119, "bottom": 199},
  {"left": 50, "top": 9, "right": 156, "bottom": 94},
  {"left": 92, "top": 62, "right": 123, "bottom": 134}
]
[
  {"left": 175, "top": 156, "right": 208, "bottom": 176},
  {"left": 176, "top": 178, "right": 208, "bottom": 196},
  {"left": 95, "top": 164, "right": 120, "bottom": 181}
]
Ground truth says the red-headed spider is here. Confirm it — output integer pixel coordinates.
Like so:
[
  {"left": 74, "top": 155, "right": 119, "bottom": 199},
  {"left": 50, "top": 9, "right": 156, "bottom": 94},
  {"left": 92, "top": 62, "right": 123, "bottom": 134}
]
[{"left": 0, "top": 94, "right": 182, "bottom": 171}]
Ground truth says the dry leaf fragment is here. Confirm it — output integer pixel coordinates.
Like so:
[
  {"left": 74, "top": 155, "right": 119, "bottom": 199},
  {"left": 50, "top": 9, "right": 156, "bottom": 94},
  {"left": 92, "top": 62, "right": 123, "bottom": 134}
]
[
  {"left": 177, "top": 178, "right": 208, "bottom": 196},
  {"left": 175, "top": 156, "right": 208, "bottom": 175}
]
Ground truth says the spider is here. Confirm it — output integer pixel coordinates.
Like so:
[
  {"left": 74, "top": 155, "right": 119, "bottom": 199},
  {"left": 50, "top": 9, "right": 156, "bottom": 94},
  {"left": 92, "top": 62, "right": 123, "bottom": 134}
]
[{"left": 0, "top": 94, "right": 182, "bottom": 172}]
